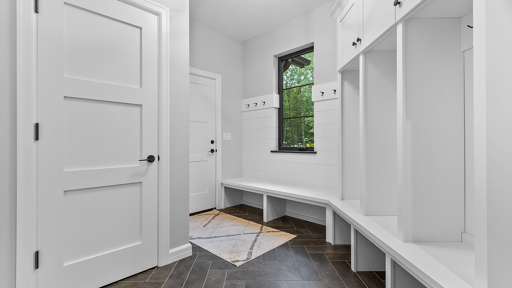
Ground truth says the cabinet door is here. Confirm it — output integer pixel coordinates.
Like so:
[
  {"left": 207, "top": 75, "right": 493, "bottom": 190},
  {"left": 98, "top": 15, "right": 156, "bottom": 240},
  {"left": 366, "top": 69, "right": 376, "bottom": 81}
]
[
  {"left": 396, "top": 0, "right": 424, "bottom": 20},
  {"left": 338, "top": 1, "right": 361, "bottom": 69},
  {"left": 361, "top": 0, "right": 396, "bottom": 50}
]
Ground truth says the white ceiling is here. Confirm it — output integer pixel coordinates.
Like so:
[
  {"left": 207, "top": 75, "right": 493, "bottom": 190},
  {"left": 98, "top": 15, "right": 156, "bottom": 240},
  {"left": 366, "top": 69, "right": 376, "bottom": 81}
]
[{"left": 190, "top": 0, "right": 334, "bottom": 42}]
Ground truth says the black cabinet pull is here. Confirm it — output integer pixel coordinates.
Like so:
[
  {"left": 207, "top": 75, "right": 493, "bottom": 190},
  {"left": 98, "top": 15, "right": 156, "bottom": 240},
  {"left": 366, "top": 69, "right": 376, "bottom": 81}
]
[
  {"left": 352, "top": 41, "right": 357, "bottom": 47},
  {"left": 357, "top": 38, "right": 362, "bottom": 43},
  {"left": 394, "top": 0, "right": 401, "bottom": 6}
]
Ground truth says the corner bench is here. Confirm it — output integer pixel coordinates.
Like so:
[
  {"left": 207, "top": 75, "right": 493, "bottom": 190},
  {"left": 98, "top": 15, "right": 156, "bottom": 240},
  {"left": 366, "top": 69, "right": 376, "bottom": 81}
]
[{"left": 221, "top": 177, "right": 475, "bottom": 288}]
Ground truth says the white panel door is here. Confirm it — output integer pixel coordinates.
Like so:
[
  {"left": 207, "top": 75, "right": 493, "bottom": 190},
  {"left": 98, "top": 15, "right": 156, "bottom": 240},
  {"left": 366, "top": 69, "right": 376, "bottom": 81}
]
[
  {"left": 37, "top": 1, "right": 159, "bottom": 287},
  {"left": 189, "top": 74, "right": 216, "bottom": 213}
]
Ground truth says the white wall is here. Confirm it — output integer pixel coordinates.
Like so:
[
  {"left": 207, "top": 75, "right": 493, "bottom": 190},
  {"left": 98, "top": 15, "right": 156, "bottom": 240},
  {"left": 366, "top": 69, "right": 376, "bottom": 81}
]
[
  {"left": 190, "top": 22, "right": 244, "bottom": 179},
  {"left": 475, "top": 0, "right": 512, "bottom": 286},
  {"left": 0, "top": 0, "right": 16, "bottom": 286},
  {"left": 240, "top": 1, "right": 338, "bottom": 222},
  {"left": 243, "top": 1, "right": 337, "bottom": 98},
  {"left": 157, "top": 0, "right": 192, "bottom": 258}
]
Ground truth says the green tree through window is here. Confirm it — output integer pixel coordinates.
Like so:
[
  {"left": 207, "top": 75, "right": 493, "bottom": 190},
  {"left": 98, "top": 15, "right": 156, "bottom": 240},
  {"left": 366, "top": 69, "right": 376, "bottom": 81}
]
[{"left": 279, "top": 48, "right": 314, "bottom": 150}]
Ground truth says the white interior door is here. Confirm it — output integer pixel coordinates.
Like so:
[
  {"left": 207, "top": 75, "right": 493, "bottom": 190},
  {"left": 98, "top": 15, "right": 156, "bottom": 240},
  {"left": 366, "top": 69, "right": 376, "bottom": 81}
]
[
  {"left": 189, "top": 73, "right": 217, "bottom": 213},
  {"left": 37, "top": 0, "right": 159, "bottom": 287}
]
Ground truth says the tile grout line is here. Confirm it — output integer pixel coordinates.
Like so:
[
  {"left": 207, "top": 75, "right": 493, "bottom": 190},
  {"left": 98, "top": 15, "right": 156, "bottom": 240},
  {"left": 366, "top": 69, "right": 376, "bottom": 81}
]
[
  {"left": 160, "top": 261, "right": 178, "bottom": 288},
  {"left": 304, "top": 245, "right": 326, "bottom": 286},
  {"left": 145, "top": 267, "right": 158, "bottom": 282},
  {"left": 347, "top": 261, "right": 370, "bottom": 288},
  {"left": 325, "top": 252, "right": 349, "bottom": 288},
  {"left": 180, "top": 253, "right": 199, "bottom": 288},
  {"left": 200, "top": 261, "right": 213, "bottom": 288},
  {"left": 373, "top": 271, "right": 386, "bottom": 285},
  {"left": 221, "top": 270, "right": 227, "bottom": 288}
]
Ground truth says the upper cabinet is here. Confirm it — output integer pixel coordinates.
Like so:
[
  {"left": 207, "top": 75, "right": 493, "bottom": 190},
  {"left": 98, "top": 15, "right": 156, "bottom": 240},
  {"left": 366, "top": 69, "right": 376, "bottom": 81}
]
[
  {"left": 395, "top": 0, "right": 424, "bottom": 20},
  {"left": 361, "top": 0, "right": 396, "bottom": 51},
  {"left": 331, "top": 0, "right": 425, "bottom": 70},
  {"left": 337, "top": 1, "right": 361, "bottom": 69}
]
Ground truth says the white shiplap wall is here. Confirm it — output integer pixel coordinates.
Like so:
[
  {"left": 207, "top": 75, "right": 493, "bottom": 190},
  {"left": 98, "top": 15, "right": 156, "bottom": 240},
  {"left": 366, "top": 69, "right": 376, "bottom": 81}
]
[{"left": 241, "top": 97, "right": 340, "bottom": 224}]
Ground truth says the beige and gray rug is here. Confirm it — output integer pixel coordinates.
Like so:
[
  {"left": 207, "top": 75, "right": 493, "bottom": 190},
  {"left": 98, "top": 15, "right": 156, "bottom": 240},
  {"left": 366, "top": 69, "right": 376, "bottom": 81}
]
[{"left": 189, "top": 209, "right": 296, "bottom": 266}]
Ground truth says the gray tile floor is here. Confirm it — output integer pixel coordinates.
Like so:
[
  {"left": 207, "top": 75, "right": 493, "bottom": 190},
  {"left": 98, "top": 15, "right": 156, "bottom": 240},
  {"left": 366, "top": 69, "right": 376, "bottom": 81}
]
[{"left": 103, "top": 205, "right": 385, "bottom": 288}]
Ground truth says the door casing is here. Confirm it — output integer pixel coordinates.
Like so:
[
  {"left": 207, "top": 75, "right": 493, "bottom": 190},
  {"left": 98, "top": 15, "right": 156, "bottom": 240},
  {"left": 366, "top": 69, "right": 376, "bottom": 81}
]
[
  {"left": 16, "top": 1, "right": 173, "bottom": 287},
  {"left": 189, "top": 67, "right": 223, "bottom": 210}
]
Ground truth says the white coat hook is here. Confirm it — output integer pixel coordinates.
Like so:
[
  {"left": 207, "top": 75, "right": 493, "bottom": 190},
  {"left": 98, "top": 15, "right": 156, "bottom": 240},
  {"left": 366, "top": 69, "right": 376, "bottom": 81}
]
[
  {"left": 261, "top": 101, "right": 266, "bottom": 106},
  {"left": 246, "top": 104, "right": 250, "bottom": 108},
  {"left": 253, "top": 102, "right": 258, "bottom": 107},
  {"left": 320, "top": 91, "right": 324, "bottom": 97},
  {"left": 332, "top": 89, "right": 337, "bottom": 94}
]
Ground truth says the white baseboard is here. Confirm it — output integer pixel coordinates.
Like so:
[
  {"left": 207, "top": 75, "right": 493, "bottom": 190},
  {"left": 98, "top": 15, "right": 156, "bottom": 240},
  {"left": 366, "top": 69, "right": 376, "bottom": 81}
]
[
  {"left": 242, "top": 200, "right": 263, "bottom": 209},
  {"left": 168, "top": 243, "right": 192, "bottom": 263},
  {"left": 286, "top": 211, "right": 326, "bottom": 226},
  {"left": 462, "top": 232, "right": 474, "bottom": 247}
]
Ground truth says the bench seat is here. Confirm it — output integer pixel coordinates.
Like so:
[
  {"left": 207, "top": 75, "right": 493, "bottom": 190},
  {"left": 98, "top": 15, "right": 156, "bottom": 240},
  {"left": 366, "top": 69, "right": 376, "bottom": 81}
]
[{"left": 221, "top": 177, "right": 474, "bottom": 288}]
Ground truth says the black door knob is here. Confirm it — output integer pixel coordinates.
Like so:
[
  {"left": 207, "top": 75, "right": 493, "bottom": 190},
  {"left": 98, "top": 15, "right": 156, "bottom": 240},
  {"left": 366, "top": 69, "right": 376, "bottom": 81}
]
[
  {"left": 352, "top": 41, "right": 357, "bottom": 47},
  {"left": 394, "top": 0, "right": 401, "bottom": 6},
  {"left": 357, "top": 38, "right": 362, "bottom": 43},
  {"left": 139, "top": 155, "right": 156, "bottom": 163},
  {"left": 211, "top": 140, "right": 215, "bottom": 144},
  {"left": 209, "top": 149, "right": 215, "bottom": 154}
]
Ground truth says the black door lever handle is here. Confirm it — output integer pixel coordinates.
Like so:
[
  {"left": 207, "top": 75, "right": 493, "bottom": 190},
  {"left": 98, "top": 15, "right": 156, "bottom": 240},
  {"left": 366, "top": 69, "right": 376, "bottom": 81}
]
[{"left": 139, "top": 155, "right": 156, "bottom": 163}]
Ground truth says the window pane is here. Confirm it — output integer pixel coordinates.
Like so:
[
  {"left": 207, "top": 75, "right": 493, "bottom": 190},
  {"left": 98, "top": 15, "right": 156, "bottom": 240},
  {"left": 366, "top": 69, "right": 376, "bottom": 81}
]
[
  {"left": 281, "top": 50, "right": 314, "bottom": 148},
  {"left": 282, "top": 117, "right": 314, "bottom": 147}
]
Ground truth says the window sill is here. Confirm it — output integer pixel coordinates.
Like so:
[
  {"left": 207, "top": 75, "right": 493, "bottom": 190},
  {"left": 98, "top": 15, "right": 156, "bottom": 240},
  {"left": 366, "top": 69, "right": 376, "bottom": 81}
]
[{"left": 270, "top": 150, "right": 317, "bottom": 154}]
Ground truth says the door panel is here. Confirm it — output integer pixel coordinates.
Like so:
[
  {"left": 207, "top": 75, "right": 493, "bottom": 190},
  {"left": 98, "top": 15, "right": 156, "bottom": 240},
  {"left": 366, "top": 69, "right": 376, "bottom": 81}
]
[
  {"left": 37, "top": 0, "right": 159, "bottom": 287},
  {"left": 338, "top": 1, "right": 360, "bottom": 69},
  {"left": 362, "top": 0, "right": 396, "bottom": 50},
  {"left": 189, "top": 74, "right": 216, "bottom": 213}
]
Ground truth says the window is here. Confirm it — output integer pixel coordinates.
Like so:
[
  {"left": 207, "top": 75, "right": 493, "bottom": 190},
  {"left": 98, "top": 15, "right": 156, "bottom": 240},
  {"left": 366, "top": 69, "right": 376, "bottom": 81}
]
[{"left": 278, "top": 47, "right": 314, "bottom": 151}]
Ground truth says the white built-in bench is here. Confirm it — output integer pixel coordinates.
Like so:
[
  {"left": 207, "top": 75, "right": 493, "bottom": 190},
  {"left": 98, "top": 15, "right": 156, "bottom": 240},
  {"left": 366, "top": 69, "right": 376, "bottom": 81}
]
[{"left": 221, "top": 178, "right": 474, "bottom": 288}]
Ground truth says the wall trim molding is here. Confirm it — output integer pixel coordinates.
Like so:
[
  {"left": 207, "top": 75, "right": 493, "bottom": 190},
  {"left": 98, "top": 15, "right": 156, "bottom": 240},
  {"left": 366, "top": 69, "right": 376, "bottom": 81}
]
[
  {"left": 168, "top": 243, "right": 193, "bottom": 263},
  {"left": 286, "top": 211, "right": 326, "bottom": 226},
  {"left": 242, "top": 200, "right": 264, "bottom": 209}
]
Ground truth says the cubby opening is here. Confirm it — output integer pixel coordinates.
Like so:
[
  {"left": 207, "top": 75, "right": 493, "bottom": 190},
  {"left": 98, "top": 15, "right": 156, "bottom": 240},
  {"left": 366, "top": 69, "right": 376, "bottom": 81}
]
[
  {"left": 361, "top": 28, "right": 398, "bottom": 216},
  {"left": 341, "top": 58, "right": 360, "bottom": 202},
  {"left": 352, "top": 228, "right": 385, "bottom": 272}
]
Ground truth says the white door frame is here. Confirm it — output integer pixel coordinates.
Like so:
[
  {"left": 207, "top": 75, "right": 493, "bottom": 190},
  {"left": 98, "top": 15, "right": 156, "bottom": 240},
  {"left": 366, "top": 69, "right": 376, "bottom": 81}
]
[
  {"left": 16, "top": 1, "right": 172, "bottom": 287},
  {"left": 189, "top": 68, "right": 223, "bottom": 209}
]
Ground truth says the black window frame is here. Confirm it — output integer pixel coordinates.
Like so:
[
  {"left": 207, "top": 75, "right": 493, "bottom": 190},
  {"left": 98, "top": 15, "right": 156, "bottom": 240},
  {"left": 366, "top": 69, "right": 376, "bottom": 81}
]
[{"left": 277, "top": 46, "right": 315, "bottom": 152}]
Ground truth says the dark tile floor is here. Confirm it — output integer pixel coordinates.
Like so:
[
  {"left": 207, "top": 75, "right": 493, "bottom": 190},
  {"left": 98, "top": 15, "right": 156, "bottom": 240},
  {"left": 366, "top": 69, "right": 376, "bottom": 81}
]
[{"left": 103, "top": 204, "right": 385, "bottom": 288}]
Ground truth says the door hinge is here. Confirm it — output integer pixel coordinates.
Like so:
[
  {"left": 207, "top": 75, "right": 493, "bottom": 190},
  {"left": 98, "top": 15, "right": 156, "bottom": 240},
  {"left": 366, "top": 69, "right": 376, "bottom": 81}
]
[
  {"left": 35, "top": 123, "right": 39, "bottom": 141},
  {"left": 34, "top": 250, "right": 39, "bottom": 269},
  {"left": 35, "top": 0, "right": 39, "bottom": 13}
]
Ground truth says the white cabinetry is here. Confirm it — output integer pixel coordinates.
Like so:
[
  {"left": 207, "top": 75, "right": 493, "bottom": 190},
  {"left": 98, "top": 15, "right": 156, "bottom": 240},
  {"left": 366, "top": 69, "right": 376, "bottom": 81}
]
[
  {"left": 361, "top": 0, "right": 395, "bottom": 50},
  {"left": 337, "top": 1, "right": 361, "bottom": 69},
  {"left": 395, "top": 0, "right": 424, "bottom": 20},
  {"left": 331, "top": 0, "right": 425, "bottom": 69}
]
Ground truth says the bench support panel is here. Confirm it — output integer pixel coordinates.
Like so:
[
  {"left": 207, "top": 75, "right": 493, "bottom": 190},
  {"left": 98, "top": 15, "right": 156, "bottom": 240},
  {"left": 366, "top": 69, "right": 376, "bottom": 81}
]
[
  {"left": 387, "top": 256, "right": 426, "bottom": 288},
  {"left": 334, "top": 212, "right": 351, "bottom": 245},
  {"left": 222, "top": 186, "right": 244, "bottom": 209},
  {"left": 352, "top": 228, "right": 386, "bottom": 272},
  {"left": 264, "top": 195, "right": 287, "bottom": 222}
]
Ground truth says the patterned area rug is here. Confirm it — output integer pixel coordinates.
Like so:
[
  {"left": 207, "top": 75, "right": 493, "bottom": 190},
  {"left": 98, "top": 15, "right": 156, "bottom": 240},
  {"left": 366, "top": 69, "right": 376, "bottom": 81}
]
[{"left": 189, "top": 209, "right": 296, "bottom": 267}]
